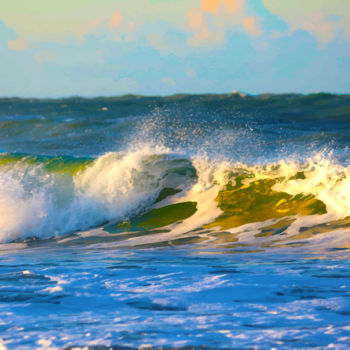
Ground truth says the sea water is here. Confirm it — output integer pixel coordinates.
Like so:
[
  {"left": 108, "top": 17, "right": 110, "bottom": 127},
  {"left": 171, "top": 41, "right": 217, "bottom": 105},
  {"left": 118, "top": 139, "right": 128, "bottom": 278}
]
[{"left": 0, "top": 94, "right": 350, "bottom": 349}]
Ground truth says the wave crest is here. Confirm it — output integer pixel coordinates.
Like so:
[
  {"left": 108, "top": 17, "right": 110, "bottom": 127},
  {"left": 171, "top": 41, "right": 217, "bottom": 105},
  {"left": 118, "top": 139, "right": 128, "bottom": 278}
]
[{"left": 0, "top": 150, "right": 349, "bottom": 249}]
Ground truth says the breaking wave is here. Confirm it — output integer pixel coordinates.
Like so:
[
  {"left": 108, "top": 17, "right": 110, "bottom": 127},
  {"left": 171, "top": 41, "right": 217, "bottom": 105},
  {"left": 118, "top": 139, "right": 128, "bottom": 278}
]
[{"left": 1, "top": 148, "right": 350, "bottom": 252}]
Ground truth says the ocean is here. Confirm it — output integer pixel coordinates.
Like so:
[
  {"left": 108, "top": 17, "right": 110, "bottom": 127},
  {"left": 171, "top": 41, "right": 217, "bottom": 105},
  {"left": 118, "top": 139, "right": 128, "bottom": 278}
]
[{"left": 0, "top": 93, "right": 350, "bottom": 349}]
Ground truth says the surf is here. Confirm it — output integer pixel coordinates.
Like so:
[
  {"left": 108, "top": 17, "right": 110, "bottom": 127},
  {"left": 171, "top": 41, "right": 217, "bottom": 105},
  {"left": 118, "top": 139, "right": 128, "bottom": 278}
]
[{"left": 1, "top": 148, "right": 349, "bottom": 253}]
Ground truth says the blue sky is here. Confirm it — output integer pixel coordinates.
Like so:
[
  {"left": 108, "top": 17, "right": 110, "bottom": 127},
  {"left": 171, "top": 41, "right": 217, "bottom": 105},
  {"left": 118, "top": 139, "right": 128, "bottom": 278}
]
[{"left": 0, "top": 0, "right": 349, "bottom": 97}]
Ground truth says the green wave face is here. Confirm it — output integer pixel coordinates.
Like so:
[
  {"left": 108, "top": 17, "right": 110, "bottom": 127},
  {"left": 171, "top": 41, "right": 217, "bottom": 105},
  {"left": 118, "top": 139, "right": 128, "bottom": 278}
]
[
  {"left": 0, "top": 153, "right": 93, "bottom": 175},
  {"left": 105, "top": 173, "right": 327, "bottom": 235},
  {"left": 105, "top": 201, "right": 197, "bottom": 234},
  {"left": 205, "top": 176, "right": 327, "bottom": 230}
]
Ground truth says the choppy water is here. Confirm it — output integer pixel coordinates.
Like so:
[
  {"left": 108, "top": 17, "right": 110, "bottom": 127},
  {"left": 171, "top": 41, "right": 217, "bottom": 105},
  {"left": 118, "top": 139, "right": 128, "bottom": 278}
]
[{"left": 0, "top": 93, "right": 350, "bottom": 349}]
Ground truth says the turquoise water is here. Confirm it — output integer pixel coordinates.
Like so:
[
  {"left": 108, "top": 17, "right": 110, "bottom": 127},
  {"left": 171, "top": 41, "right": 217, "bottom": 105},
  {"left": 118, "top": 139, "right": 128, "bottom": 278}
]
[{"left": 0, "top": 94, "right": 350, "bottom": 349}]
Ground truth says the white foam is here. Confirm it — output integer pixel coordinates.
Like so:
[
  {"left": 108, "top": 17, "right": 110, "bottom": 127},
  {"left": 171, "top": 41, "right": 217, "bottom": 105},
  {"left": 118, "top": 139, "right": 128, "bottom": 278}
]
[
  {"left": 1, "top": 150, "right": 350, "bottom": 249},
  {"left": 169, "top": 157, "right": 227, "bottom": 235},
  {"left": 0, "top": 148, "right": 171, "bottom": 243}
]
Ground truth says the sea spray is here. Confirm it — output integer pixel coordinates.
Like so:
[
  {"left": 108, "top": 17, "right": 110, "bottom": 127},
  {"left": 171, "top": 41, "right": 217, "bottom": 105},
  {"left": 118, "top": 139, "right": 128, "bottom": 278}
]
[
  {"left": 1, "top": 147, "right": 350, "bottom": 250},
  {"left": 0, "top": 148, "right": 193, "bottom": 242}
]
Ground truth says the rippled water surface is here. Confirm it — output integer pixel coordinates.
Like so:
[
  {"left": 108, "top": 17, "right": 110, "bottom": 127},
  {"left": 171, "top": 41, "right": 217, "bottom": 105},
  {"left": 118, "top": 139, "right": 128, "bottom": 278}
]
[{"left": 1, "top": 245, "right": 350, "bottom": 349}]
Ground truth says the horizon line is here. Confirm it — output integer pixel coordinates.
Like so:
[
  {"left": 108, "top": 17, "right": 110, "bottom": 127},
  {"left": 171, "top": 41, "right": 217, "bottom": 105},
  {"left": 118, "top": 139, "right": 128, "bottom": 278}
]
[{"left": 0, "top": 91, "right": 348, "bottom": 101}]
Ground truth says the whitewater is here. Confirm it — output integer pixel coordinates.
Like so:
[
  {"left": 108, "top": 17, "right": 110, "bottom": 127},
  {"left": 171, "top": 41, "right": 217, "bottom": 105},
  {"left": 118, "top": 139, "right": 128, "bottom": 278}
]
[{"left": 0, "top": 94, "right": 350, "bottom": 349}]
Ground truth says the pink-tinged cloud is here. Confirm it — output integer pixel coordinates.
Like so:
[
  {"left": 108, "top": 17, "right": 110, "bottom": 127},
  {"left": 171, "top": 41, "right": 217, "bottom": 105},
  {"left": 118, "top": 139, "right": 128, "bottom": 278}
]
[
  {"left": 222, "top": 0, "right": 245, "bottom": 14},
  {"left": 294, "top": 12, "right": 339, "bottom": 45},
  {"left": 109, "top": 11, "right": 122, "bottom": 29},
  {"left": 201, "top": 0, "right": 244, "bottom": 14},
  {"left": 187, "top": 0, "right": 261, "bottom": 46},
  {"left": 202, "top": 0, "right": 219, "bottom": 14},
  {"left": 7, "top": 38, "right": 27, "bottom": 51},
  {"left": 243, "top": 16, "right": 262, "bottom": 36},
  {"left": 262, "top": 0, "right": 350, "bottom": 45},
  {"left": 187, "top": 7, "right": 213, "bottom": 46}
]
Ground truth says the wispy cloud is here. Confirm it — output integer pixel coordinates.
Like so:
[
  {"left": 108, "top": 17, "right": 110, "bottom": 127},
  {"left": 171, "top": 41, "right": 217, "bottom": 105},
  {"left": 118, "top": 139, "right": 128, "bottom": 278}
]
[{"left": 263, "top": 0, "right": 350, "bottom": 45}]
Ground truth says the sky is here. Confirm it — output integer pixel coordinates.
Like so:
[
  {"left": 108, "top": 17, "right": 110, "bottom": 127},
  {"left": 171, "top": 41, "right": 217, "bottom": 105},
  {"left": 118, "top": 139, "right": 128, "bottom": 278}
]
[{"left": 0, "top": 0, "right": 349, "bottom": 97}]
